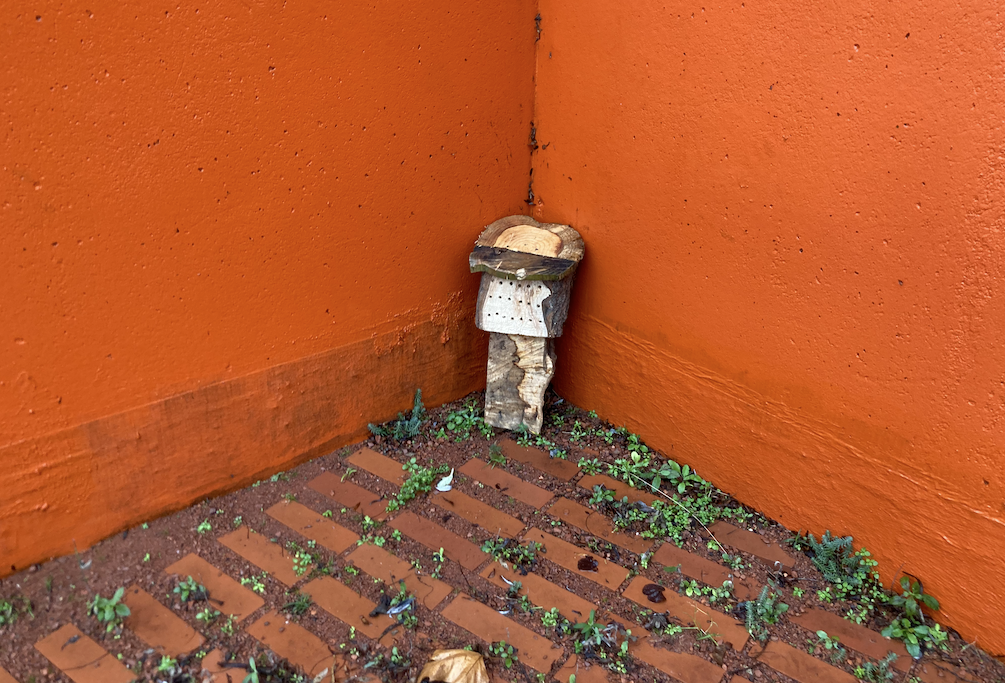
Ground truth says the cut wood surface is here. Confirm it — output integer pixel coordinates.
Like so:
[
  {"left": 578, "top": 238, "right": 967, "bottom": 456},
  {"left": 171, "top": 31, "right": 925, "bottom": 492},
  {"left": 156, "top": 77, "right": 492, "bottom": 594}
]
[{"left": 484, "top": 332, "right": 555, "bottom": 433}]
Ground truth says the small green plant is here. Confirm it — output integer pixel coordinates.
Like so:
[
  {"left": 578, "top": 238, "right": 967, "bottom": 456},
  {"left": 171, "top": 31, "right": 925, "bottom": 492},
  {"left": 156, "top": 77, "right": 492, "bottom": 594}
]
[
  {"left": 220, "top": 614, "right": 237, "bottom": 636},
  {"left": 88, "top": 587, "right": 131, "bottom": 632},
  {"left": 196, "top": 519, "right": 212, "bottom": 535},
  {"left": 157, "top": 656, "right": 178, "bottom": 672},
  {"left": 853, "top": 653, "right": 898, "bottom": 682},
  {"left": 742, "top": 586, "right": 788, "bottom": 642},
  {"left": 481, "top": 537, "right": 543, "bottom": 570},
  {"left": 814, "top": 630, "right": 846, "bottom": 662},
  {"left": 282, "top": 590, "right": 312, "bottom": 617},
  {"left": 361, "top": 515, "right": 381, "bottom": 532},
  {"left": 345, "top": 564, "right": 360, "bottom": 576},
  {"left": 881, "top": 576, "right": 946, "bottom": 658},
  {"left": 0, "top": 599, "right": 16, "bottom": 626},
  {"left": 431, "top": 547, "right": 446, "bottom": 578},
  {"left": 386, "top": 457, "right": 450, "bottom": 512},
  {"left": 444, "top": 398, "right": 494, "bottom": 440},
  {"left": 541, "top": 607, "right": 561, "bottom": 628},
  {"left": 577, "top": 456, "right": 602, "bottom": 475},
  {"left": 589, "top": 484, "right": 615, "bottom": 506},
  {"left": 240, "top": 572, "right": 267, "bottom": 595},
  {"left": 390, "top": 528, "right": 402, "bottom": 542},
  {"left": 792, "top": 586, "right": 805, "bottom": 598},
  {"left": 283, "top": 492, "right": 297, "bottom": 502},
  {"left": 489, "top": 641, "right": 519, "bottom": 669},
  {"left": 322, "top": 509, "right": 333, "bottom": 518},
  {"left": 196, "top": 607, "right": 220, "bottom": 624},
  {"left": 817, "top": 587, "right": 833, "bottom": 603},
  {"left": 232, "top": 515, "right": 243, "bottom": 527},
  {"left": 368, "top": 388, "right": 427, "bottom": 440},
  {"left": 242, "top": 657, "right": 260, "bottom": 683},
  {"left": 173, "top": 576, "right": 207, "bottom": 602},
  {"left": 293, "top": 550, "right": 313, "bottom": 576},
  {"left": 488, "top": 443, "right": 506, "bottom": 468}
]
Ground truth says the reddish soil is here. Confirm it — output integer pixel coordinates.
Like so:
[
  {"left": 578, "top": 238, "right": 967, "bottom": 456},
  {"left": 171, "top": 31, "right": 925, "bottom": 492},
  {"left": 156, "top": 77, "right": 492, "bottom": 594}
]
[{"left": 0, "top": 391, "right": 1002, "bottom": 683}]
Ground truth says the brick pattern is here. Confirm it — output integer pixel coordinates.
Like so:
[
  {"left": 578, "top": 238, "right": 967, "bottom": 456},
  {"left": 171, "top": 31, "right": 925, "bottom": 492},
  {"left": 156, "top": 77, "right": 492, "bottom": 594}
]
[
  {"left": 432, "top": 490, "right": 525, "bottom": 537},
  {"left": 266, "top": 500, "right": 359, "bottom": 553},
  {"left": 790, "top": 608, "right": 909, "bottom": 670},
  {"left": 578, "top": 473, "right": 656, "bottom": 506},
  {"left": 546, "top": 497, "right": 651, "bottom": 555},
  {"left": 498, "top": 438, "right": 580, "bottom": 480},
  {"left": 308, "top": 472, "right": 390, "bottom": 520},
  {"left": 459, "top": 458, "right": 554, "bottom": 508},
  {"left": 0, "top": 668, "right": 17, "bottom": 683},
  {"left": 622, "top": 576, "right": 748, "bottom": 650},
  {"left": 165, "top": 553, "right": 264, "bottom": 621},
  {"left": 218, "top": 528, "right": 307, "bottom": 585},
  {"left": 347, "top": 447, "right": 408, "bottom": 485},
  {"left": 480, "top": 561, "right": 596, "bottom": 622},
  {"left": 246, "top": 610, "right": 332, "bottom": 677},
  {"left": 753, "top": 641, "right": 857, "bottom": 682},
  {"left": 523, "top": 527, "right": 629, "bottom": 590},
  {"left": 653, "top": 542, "right": 759, "bottom": 601},
  {"left": 348, "top": 543, "right": 453, "bottom": 609},
  {"left": 122, "top": 585, "right": 204, "bottom": 656},
  {"left": 707, "top": 521, "right": 794, "bottom": 568},
  {"left": 441, "top": 595, "right": 563, "bottom": 672},
  {"left": 32, "top": 448, "right": 867, "bottom": 683},
  {"left": 390, "top": 511, "right": 486, "bottom": 570},
  {"left": 34, "top": 624, "right": 136, "bottom": 683},
  {"left": 305, "top": 575, "right": 402, "bottom": 645}
]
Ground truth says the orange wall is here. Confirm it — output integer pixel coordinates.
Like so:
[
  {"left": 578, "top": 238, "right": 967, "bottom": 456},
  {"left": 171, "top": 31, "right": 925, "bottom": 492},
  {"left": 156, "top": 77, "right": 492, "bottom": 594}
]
[
  {"left": 534, "top": 0, "right": 1005, "bottom": 654},
  {"left": 1, "top": 1, "right": 535, "bottom": 571}
]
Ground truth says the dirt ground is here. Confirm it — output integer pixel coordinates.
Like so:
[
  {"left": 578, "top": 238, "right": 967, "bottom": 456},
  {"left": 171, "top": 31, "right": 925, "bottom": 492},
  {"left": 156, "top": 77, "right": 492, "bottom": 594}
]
[{"left": 1, "top": 391, "right": 1003, "bottom": 683}]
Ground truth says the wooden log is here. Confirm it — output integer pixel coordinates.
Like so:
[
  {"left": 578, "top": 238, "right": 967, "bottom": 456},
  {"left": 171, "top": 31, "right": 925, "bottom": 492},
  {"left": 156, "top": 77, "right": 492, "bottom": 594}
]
[
  {"left": 474, "top": 276, "right": 576, "bottom": 338},
  {"left": 484, "top": 333, "right": 556, "bottom": 434}
]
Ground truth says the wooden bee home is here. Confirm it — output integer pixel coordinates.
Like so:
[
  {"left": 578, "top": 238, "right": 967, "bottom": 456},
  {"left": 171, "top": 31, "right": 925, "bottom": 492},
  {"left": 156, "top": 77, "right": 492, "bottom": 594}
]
[{"left": 469, "top": 215, "right": 584, "bottom": 433}]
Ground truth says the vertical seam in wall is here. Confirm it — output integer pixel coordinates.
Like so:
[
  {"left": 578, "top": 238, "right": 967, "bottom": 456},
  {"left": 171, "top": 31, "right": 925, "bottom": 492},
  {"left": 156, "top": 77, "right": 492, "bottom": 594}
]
[{"left": 529, "top": 0, "right": 542, "bottom": 216}]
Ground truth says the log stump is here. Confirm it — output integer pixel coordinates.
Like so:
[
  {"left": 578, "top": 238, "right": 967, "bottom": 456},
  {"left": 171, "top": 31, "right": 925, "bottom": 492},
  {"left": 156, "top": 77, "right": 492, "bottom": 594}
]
[{"left": 469, "top": 216, "right": 584, "bottom": 434}]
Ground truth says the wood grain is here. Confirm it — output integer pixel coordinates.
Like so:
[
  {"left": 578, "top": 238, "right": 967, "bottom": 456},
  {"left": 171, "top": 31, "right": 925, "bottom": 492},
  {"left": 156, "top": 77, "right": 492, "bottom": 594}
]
[{"left": 484, "top": 333, "right": 556, "bottom": 433}]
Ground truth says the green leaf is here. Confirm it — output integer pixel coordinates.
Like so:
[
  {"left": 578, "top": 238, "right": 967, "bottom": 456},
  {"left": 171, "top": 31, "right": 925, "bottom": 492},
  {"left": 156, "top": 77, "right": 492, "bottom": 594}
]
[
  {"left": 112, "top": 587, "right": 125, "bottom": 602},
  {"left": 921, "top": 594, "right": 939, "bottom": 610},
  {"left": 115, "top": 604, "right": 131, "bottom": 617},
  {"left": 652, "top": 475, "right": 661, "bottom": 490},
  {"left": 906, "top": 641, "right": 921, "bottom": 659}
]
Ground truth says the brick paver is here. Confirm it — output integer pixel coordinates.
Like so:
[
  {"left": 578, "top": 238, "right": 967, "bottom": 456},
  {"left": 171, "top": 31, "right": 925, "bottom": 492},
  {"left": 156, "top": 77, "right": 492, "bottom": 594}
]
[
  {"left": 523, "top": 528, "right": 630, "bottom": 590},
  {"left": 480, "top": 561, "right": 596, "bottom": 622},
  {"left": 34, "top": 624, "right": 136, "bottom": 683},
  {"left": 305, "top": 575, "right": 401, "bottom": 644},
  {"left": 266, "top": 500, "right": 359, "bottom": 553},
  {"left": 752, "top": 641, "right": 857, "bottom": 682},
  {"left": 246, "top": 610, "right": 332, "bottom": 677},
  {"left": 622, "top": 576, "right": 748, "bottom": 649},
  {"left": 0, "top": 668, "right": 16, "bottom": 683},
  {"left": 165, "top": 554, "right": 264, "bottom": 621},
  {"left": 441, "top": 594, "right": 563, "bottom": 672},
  {"left": 308, "top": 472, "right": 390, "bottom": 520},
  {"left": 498, "top": 438, "right": 580, "bottom": 480},
  {"left": 629, "top": 627, "right": 726, "bottom": 683},
  {"left": 914, "top": 661, "right": 980, "bottom": 682},
  {"left": 218, "top": 528, "right": 306, "bottom": 585},
  {"left": 459, "top": 458, "right": 554, "bottom": 508},
  {"left": 198, "top": 649, "right": 230, "bottom": 683},
  {"left": 654, "top": 543, "right": 759, "bottom": 601},
  {"left": 578, "top": 473, "right": 657, "bottom": 506},
  {"left": 433, "top": 490, "right": 525, "bottom": 537},
  {"left": 390, "top": 511, "right": 485, "bottom": 570},
  {"left": 790, "top": 608, "right": 909, "bottom": 670},
  {"left": 706, "top": 522, "right": 794, "bottom": 568},
  {"left": 347, "top": 448, "right": 408, "bottom": 485},
  {"left": 554, "top": 655, "right": 610, "bottom": 683},
  {"left": 348, "top": 543, "right": 453, "bottom": 609},
  {"left": 122, "top": 585, "right": 204, "bottom": 655},
  {"left": 546, "top": 497, "right": 651, "bottom": 555}
]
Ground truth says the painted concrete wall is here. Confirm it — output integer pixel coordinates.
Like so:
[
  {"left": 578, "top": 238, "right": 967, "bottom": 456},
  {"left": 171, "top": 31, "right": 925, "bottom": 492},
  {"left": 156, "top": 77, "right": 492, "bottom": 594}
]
[
  {"left": 1, "top": 2, "right": 535, "bottom": 573},
  {"left": 533, "top": 0, "right": 1004, "bottom": 654}
]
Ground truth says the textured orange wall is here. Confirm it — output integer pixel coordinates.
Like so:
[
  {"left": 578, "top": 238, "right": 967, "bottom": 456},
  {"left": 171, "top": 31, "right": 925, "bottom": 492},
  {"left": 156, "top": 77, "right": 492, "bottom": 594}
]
[
  {"left": 1, "top": 1, "right": 535, "bottom": 571},
  {"left": 534, "top": 0, "right": 1005, "bottom": 654}
]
